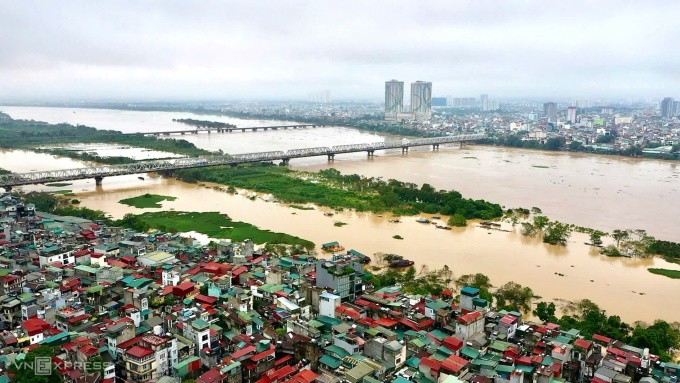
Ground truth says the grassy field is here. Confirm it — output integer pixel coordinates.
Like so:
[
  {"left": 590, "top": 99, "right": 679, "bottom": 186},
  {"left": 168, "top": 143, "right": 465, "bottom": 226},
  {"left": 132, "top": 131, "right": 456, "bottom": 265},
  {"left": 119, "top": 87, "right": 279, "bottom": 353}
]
[
  {"left": 123, "top": 211, "right": 314, "bottom": 247},
  {"left": 119, "top": 193, "right": 177, "bottom": 208},
  {"left": 45, "top": 182, "right": 73, "bottom": 187},
  {"left": 647, "top": 268, "right": 680, "bottom": 279}
]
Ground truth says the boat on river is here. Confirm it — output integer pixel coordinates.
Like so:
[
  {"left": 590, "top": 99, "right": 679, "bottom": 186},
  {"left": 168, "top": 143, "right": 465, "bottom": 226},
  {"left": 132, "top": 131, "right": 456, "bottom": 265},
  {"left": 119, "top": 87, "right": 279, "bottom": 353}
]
[
  {"left": 389, "top": 259, "right": 415, "bottom": 268},
  {"left": 416, "top": 218, "right": 430, "bottom": 224}
]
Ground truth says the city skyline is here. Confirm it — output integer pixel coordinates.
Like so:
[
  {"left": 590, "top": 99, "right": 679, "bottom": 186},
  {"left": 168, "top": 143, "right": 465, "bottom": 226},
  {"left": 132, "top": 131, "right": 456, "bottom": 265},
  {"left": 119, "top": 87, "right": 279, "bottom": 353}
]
[{"left": 2, "top": 1, "right": 680, "bottom": 102}]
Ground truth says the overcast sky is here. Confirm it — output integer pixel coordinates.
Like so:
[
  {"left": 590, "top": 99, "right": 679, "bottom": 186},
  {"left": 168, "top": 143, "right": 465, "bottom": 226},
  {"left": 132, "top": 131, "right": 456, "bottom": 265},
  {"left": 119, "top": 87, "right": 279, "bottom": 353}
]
[{"left": 1, "top": 0, "right": 679, "bottom": 102}]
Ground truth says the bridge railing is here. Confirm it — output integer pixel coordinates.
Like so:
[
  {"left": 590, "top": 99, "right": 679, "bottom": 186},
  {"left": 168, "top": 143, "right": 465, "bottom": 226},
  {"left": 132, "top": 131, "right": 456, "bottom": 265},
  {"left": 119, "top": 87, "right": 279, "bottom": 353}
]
[{"left": 286, "top": 147, "right": 332, "bottom": 157}]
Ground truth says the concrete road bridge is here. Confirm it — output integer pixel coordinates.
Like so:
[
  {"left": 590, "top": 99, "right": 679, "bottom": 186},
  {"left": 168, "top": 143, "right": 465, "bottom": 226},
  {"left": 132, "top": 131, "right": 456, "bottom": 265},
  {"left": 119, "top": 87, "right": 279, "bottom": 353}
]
[
  {"left": 128, "top": 124, "right": 324, "bottom": 136},
  {"left": 0, "top": 134, "right": 484, "bottom": 190}
]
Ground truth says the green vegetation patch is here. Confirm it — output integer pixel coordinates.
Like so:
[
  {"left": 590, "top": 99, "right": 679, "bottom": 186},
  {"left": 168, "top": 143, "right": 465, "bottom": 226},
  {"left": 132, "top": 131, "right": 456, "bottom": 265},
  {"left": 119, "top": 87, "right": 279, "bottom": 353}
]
[
  {"left": 118, "top": 211, "right": 313, "bottom": 247},
  {"left": 648, "top": 268, "right": 680, "bottom": 279},
  {"left": 392, "top": 235, "right": 404, "bottom": 240},
  {"left": 0, "top": 112, "right": 212, "bottom": 157},
  {"left": 532, "top": 165, "right": 550, "bottom": 169},
  {"left": 119, "top": 193, "right": 178, "bottom": 208},
  {"left": 334, "top": 222, "right": 347, "bottom": 227},
  {"left": 50, "top": 189, "right": 73, "bottom": 195},
  {"left": 175, "top": 163, "right": 503, "bottom": 219},
  {"left": 45, "top": 182, "right": 73, "bottom": 187}
]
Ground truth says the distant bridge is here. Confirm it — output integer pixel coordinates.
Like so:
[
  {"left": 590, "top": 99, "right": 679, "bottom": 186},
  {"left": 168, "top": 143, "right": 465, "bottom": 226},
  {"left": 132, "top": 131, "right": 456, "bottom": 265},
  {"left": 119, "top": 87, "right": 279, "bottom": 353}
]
[
  {"left": 127, "top": 124, "right": 324, "bottom": 136},
  {"left": 0, "top": 134, "right": 484, "bottom": 190}
]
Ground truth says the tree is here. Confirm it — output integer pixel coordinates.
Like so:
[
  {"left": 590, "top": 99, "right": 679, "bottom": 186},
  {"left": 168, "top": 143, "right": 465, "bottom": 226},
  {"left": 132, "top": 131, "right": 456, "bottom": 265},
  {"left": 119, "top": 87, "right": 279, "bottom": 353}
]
[
  {"left": 533, "top": 216, "right": 550, "bottom": 230},
  {"left": 494, "top": 282, "right": 534, "bottom": 312},
  {"left": 457, "top": 273, "right": 494, "bottom": 304},
  {"left": 521, "top": 222, "right": 538, "bottom": 237},
  {"left": 569, "top": 141, "right": 585, "bottom": 151},
  {"left": 543, "top": 222, "right": 571, "bottom": 246},
  {"left": 629, "top": 320, "right": 680, "bottom": 361},
  {"left": 589, "top": 232, "right": 603, "bottom": 246},
  {"left": 448, "top": 214, "right": 467, "bottom": 227},
  {"left": 9, "top": 345, "right": 60, "bottom": 383},
  {"left": 533, "top": 301, "right": 558, "bottom": 323},
  {"left": 612, "top": 229, "right": 629, "bottom": 246},
  {"left": 559, "top": 299, "right": 631, "bottom": 340},
  {"left": 545, "top": 137, "right": 566, "bottom": 151}
]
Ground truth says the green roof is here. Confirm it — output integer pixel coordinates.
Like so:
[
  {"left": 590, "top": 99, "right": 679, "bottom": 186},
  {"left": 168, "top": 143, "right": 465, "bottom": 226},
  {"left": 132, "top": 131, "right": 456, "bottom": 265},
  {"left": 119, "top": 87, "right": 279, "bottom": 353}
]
[
  {"left": 75, "top": 264, "right": 99, "bottom": 274},
  {"left": 554, "top": 335, "right": 572, "bottom": 344},
  {"left": 324, "top": 345, "right": 350, "bottom": 358},
  {"left": 192, "top": 319, "right": 210, "bottom": 330},
  {"left": 472, "top": 359, "right": 498, "bottom": 368},
  {"left": 87, "top": 285, "right": 104, "bottom": 294},
  {"left": 515, "top": 365, "right": 534, "bottom": 373},
  {"left": 406, "top": 356, "right": 421, "bottom": 369},
  {"left": 410, "top": 338, "right": 426, "bottom": 348},
  {"left": 320, "top": 354, "right": 342, "bottom": 369},
  {"left": 461, "top": 346, "right": 480, "bottom": 359},
  {"left": 426, "top": 300, "right": 449, "bottom": 311},
  {"left": 489, "top": 340, "right": 512, "bottom": 352},
  {"left": 173, "top": 356, "right": 201, "bottom": 370},
  {"left": 496, "top": 364, "right": 515, "bottom": 373}
]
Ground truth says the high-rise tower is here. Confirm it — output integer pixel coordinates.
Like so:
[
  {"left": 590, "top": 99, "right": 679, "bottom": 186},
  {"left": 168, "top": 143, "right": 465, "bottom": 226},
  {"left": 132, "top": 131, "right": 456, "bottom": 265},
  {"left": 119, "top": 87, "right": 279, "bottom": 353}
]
[
  {"left": 661, "top": 97, "right": 676, "bottom": 119},
  {"left": 384, "top": 80, "right": 404, "bottom": 121},
  {"left": 410, "top": 81, "right": 432, "bottom": 120}
]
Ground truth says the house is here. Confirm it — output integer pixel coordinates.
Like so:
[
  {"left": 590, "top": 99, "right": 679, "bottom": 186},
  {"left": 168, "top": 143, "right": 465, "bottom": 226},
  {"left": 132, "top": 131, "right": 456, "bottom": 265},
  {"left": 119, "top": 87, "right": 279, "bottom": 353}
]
[
  {"left": 455, "top": 311, "right": 485, "bottom": 342},
  {"left": 137, "top": 250, "right": 176, "bottom": 267},
  {"left": 22, "top": 317, "right": 51, "bottom": 344}
]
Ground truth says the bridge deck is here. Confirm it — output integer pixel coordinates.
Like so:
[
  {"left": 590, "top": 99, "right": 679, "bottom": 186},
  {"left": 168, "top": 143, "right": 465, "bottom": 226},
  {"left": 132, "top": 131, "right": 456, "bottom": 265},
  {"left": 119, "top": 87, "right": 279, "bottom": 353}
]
[
  {"left": 0, "top": 134, "right": 484, "bottom": 188},
  {"left": 130, "top": 124, "right": 323, "bottom": 136}
]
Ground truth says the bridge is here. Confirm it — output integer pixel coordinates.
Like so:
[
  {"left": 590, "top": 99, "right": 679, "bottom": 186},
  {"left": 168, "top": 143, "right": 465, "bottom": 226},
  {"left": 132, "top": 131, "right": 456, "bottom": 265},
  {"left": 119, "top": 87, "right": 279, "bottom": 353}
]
[
  {"left": 128, "top": 124, "right": 324, "bottom": 136},
  {"left": 0, "top": 134, "right": 484, "bottom": 190}
]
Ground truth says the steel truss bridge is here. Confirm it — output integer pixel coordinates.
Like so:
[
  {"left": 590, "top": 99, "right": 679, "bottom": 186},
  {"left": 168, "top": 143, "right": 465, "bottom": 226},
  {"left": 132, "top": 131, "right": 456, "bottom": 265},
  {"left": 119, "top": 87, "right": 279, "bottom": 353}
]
[
  {"left": 0, "top": 134, "right": 484, "bottom": 190},
  {"left": 130, "top": 124, "right": 324, "bottom": 136}
]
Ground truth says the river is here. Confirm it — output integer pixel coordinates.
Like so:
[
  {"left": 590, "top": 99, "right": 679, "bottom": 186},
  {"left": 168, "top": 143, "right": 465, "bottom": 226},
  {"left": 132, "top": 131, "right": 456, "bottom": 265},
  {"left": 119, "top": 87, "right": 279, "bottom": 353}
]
[{"left": 0, "top": 106, "right": 678, "bottom": 322}]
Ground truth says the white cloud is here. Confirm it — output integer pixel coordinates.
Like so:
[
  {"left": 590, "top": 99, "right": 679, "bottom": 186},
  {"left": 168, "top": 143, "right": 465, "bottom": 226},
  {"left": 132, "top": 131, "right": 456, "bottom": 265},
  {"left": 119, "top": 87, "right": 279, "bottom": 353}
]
[{"left": 1, "top": 0, "right": 679, "bottom": 101}]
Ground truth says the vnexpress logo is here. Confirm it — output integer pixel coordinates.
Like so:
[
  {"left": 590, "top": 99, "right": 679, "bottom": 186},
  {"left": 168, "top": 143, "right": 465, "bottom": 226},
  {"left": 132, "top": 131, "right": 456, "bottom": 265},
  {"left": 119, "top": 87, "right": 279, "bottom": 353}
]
[{"left": 34, "top": 357, "right": 52, "bottom": 376}]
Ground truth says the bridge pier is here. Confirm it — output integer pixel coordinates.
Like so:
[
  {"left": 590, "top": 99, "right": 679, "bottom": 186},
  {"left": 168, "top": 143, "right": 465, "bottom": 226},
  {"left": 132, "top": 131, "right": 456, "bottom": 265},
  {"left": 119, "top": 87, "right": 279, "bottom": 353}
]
[
  {"left": 433, "top": 144, "right": 439, "bottom": 150},
  {"left": 459, "top": 141, "right": 464, "bottom": 148},
  {"left": 327, "top": 154, "right": 335, "bottom": 161},
  {"left": 367, "top": 150, "right": 375, "bottom": 157},
  {"left": 3, "top": 186, "right": 12, "bottom": 192},
  {"left": 94, "top": 176, "right": 104, "bottom": 186},
  {"left": 242, "top": 129, "right": 246, "bottom": 132},
  {"left": 402, "top": 147, "right": 409, "bottom": 153},
  {"left": 281, "top": 158, "right": 290, "bottom": 166},
  {"left": 229, "top": 163, "right": 237, "bottom": 168},
  {"left": 192, "top": 130, "right": 198, "bottom": 134}
]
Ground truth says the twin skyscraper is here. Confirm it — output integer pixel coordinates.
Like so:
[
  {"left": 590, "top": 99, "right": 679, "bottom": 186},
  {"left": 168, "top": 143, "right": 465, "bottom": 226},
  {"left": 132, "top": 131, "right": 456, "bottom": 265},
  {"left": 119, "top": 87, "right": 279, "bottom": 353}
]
[{"left": 385, "top": 80, "right": 432, "bottom": 121}]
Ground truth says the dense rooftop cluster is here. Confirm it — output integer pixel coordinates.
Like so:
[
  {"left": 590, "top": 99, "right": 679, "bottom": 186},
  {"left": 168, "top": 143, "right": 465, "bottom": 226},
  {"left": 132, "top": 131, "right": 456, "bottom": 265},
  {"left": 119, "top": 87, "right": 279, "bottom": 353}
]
[
  {"left": 209, "top": 101, "right": 680, "bottom": 158},
  {"left": 0, "top": 194, "right": 677, "bottom": 383}
]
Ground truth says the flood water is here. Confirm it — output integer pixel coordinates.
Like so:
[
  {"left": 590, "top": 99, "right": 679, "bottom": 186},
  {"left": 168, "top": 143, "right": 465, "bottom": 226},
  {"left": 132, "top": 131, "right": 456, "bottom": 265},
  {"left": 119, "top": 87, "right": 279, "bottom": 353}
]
[{"left": 1, "top": 106, "right": 679, "bottom": 322}]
